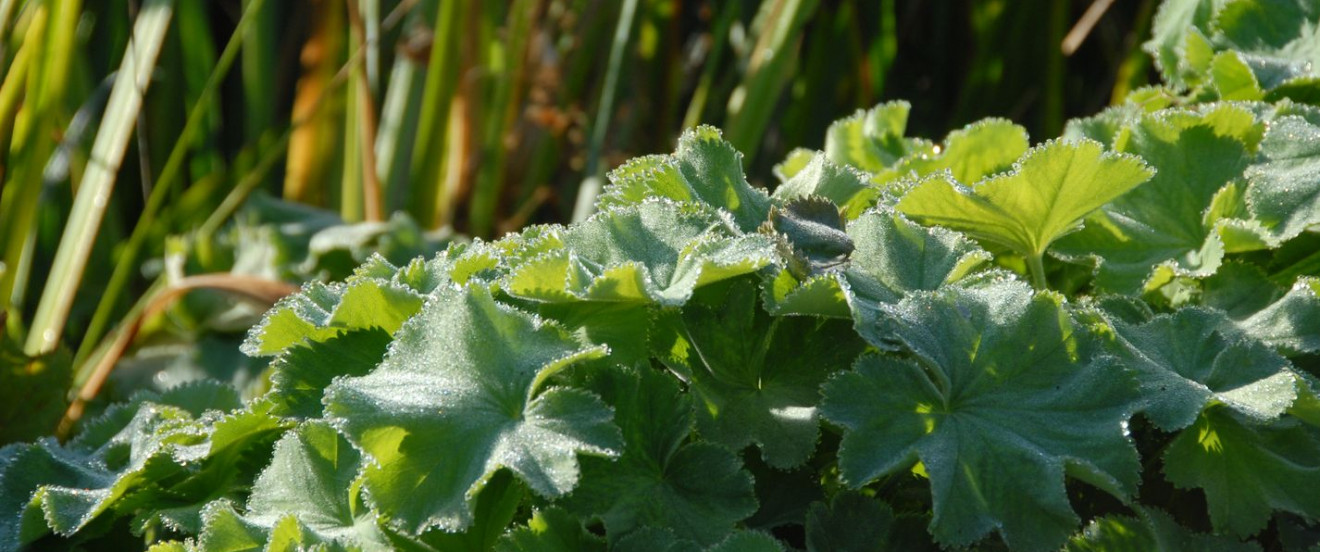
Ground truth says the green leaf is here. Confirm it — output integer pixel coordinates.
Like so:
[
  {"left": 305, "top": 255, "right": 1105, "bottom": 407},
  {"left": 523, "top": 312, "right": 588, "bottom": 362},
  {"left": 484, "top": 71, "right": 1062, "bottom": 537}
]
[
  {"left": 0, "top": 382, "right": 275, "bottom": 548},
  {"left": 1214, "top": 0, "right": 1320, "bottom": 74},
  {"left": 1144, "top": 0, "right": 1217, "bottom": 87},
  {"left": 1108, "top": 307, "right": 1297, "bottom": 431},
  {"left": 805, "top": 491, "right": 894, "bottom": 552},
  {"left": 1211, "top": 51, "right": 1265, "bottom": 101},
  {"left": 1163, "top": 407, "right": 1320, "bottom": 537},
  {"left": 1236, "top": 277, "right": 1320, "bottom": 355},
  {"left": 897, "top": 138, "right": 1153, "bottom": 263},
  {"left": 1053, "top": 107, "right": 1254, "bottom": 293},
  {"left": 495, "top": 507, "right": 604, "bottom": 552},
  {"left": 761, "top": 197, "right": 854, "bottom": 281},
  {"left": 614, "top": 528, "right": 786, "bottom": 552},
  {"left": 323, "top": 286, "right": 620, "bottom": 533},
  {"left": 821, "top": 282, "right": 1140, "bottom": 551},
  {"left": 193, "top": 421, "right": 390, "bottom": 551},
  {"left": 265, "top": 328, "right": 393, "bottom": 418},
  {"left": 564, "top": 366, "right": 757, "bottom": 546},
  {"left": 242, "top": 276, "right": 425, "bottom": 357},
  {"left": 825, "top": 101, "right": 922, "bottom": 173},
  {"left": 770, "top": 153, "right": 874, "bottom": 218},
  {"left": 894, "top": 118, "right": 1030, "bottom": 186},
  {"left": 1244, "top": 116, "right": 1320, "bottom": 242},
  {"left": 660, "top": 282, "right": 865, "bottom": 468},
  {"left": 505, "top": 200, "right": 774, "bottom": 307},
  {"left": 1065, "top": 507, "right": 1261, "bottom": 552},
  {"left": 597, "top": 126, "right": 771, "bottom": 232},
  {"left": 841, "top": 209, "right": 990, "bottom": 347}
]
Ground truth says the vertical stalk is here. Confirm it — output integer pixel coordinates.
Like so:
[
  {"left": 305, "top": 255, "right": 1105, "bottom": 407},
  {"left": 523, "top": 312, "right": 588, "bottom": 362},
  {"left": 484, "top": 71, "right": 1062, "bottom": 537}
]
[
  {"left": 26, "top": 0, "right": 173, "bottom": 356},
  {"left": 1027, "top": 252, "right": 1048, "bottom": 291},
  {"left": 74, "top": 0, "right": 268, "bottom": 368},
  {"left": 1042, "top": 0, "right": 1067, "bottom": 137},
  {"left": 571, "top": 0, "right": 638, "bottom": 223},
  {"left": 410, "top": 0, "right": 461, "bottom": 228}
]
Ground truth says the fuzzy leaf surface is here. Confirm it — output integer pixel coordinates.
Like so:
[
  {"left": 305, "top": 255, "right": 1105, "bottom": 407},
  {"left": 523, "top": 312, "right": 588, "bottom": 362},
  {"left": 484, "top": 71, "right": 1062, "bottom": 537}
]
[
  {"left": 597, "top": 126, "right": 770, "bottom": 232},
  {"left": 564, "top": 366, "right": 757, "bottom": 546},
  {"left": 506, "top": 200, "right": 774, "bottom": 307},
  {"left": 323, "top": 287, "right": 621, "bottom": 533},
  {"left": 821, "top": 282, "right": 1140, "bottom": 551},
  {"left": 1053, "top": 108, "right": 1253, "bottom": 293},
  {"left": 897, "top": 139, "right": 1153, "bottom": 259},
  {"left": 661, "top": 282, "right": 865, "bottom": 468},
  {"left": 1244, "top": 116, "right": 1320, "bottom": 242},
  {"left": 1163, "top": 407, "right": 1320, "bottom": 537},
  {"left": 1109, "top": 307, "right": 1297, "bottom": 431}
]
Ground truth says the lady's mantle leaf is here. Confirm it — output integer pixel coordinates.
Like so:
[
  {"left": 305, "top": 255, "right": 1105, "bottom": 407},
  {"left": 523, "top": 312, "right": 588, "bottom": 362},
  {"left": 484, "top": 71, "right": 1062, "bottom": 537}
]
[
  {"left": 1109, "top": 307, "right": 1298, "bottom": 431},
  {"left": 495, "top": 507, "right": 605, "bottom": 552},
  {"left": 506, "top": 200, "right": 774, "bottom": 306},
  {"left": 613, "top": 527, "right": 786, "bottom": 552},
  {"left": 1053, "top": 107, "right": 1254, "bottom": 293},
  {"left": 323, "top": 287, "right": 621, "bottom": 534},
  {"left": 0, "top": 383, "right": 283, "bottom": 548},
  {"left": 804, "top": 491, "right": 895, "bottom": 552},
  {"left": 1163, "top": 407, "right": 1320, "bottom": 538},
  {"left": 242, "top": 256, "right": 432, "bottom": 356},
  {"left": 770, "top": 154, "right": 873, "bottom": 218},
  {"left": 1244, "top": 116, "right": 1320, "bottom": 242},
  {"left": 563, "top": 366, "right": 757, "bottom": 546},
  {"left": 1065, "top": 507, "right": 1261, "bottom": 552},
  {"left": 196, "top": 421, "right": 391, "bottom": 551},
  {"left": 597, "top": 126, "right": 770, "bottom": 232},
  {"left": 897, "top": 138, "right": 1153, "bottom": 260},
  {"left": 661, "top": 282, "right": 865, "bottom": 469},
  {"left": 821, "top": 281, "right": 1140, "bottom": 552},
  {"left": 841, "top": 209, "right": 991, "bottom": 347},
  {"left": 764, "top": 208, "right": 988, "bottom": 320},
  {"left": 892, "top": 118, "right": 1030, "bottom": 186},
  {"left": 1236, "top": 277, "right": 1320, "bottom": 355},
  {"left": 825, "top": 101, "right": 924, "bottom": 173}
]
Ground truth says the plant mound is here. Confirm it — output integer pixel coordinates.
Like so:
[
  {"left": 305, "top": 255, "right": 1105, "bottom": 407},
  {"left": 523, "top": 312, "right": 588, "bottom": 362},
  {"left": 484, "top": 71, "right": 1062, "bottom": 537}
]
[{"left": 4, "top": 0, "right": 1320, "bottom": 549}]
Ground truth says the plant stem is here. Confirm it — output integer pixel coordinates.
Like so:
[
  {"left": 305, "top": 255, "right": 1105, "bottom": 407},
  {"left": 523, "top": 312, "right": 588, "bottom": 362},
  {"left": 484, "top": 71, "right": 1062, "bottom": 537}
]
[{"left": 1027, "top": 252, "right": 1048, "bottom": 291}]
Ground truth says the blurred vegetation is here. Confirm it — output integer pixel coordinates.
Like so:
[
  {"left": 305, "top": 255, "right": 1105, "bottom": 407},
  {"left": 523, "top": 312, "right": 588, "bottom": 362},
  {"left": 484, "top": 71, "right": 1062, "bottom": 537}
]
[{"left": 0, "top": 0, "right": 1152, "bottom": 439}]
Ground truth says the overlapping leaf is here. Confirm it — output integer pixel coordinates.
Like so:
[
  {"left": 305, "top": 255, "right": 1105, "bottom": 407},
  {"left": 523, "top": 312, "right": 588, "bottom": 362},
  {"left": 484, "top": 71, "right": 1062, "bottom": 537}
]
[
  {"left": 323, "top": 286, "right": 621, "bottom": 533},
  {"left": 1065, "top": 507, "right": 1261, "bottom": 551},
  {"left": 505, "top": 200, "right": 774, "bottom": 307},
  {"left": 1163, "top": 407, "right": 1320, "bottom": 537},
  {"left": 242, "top": 255, "right": 434, "bottom": 356},
  {"left": 763, "top": 207, "right": 988, "bottom": 319},
  {"left": 563, "top": 366, "right": 757, "bottom": 546},
  {"left": 1053, "top": 107, "right": 1254, "bottom": 293},
  {"left": 1107, "top": 307, "right": 1298, "bottom": 431},
  {"left": 1235, "top": 277, "right": 1320, "bottom": 354},
  {"left": 1243, "top": 116, "right": 1320, "bottom": 242},
  {"left": 770, "top": 153, "right": 874, "bottom": 218},
  {"left": 824, "top": 101, "right": 927, "bottom": 173},
  {"left": 897, "top": 138, "right": 1153, "bottom": 269},
  {"left": 891, "top": 118, "right": 1029, "bottom": 186},
  {"left": 597, "top": 126, "right": 770, "bottom": 232},
  {"left": 821, "top": 281, "right": 1140, "bottom": 551},
  {"left": 657, "top": 281, "right": 865, "bottom": 468},
  {"left": 194, "top": 422, "right": 391, "bottom": 551},
  {"left": 0, "top": 383, "right": 285, "bottom": 548}
]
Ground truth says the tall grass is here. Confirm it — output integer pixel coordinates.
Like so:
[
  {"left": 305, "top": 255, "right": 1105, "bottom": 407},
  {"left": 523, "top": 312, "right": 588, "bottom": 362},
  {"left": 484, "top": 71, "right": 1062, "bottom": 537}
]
[{"left": 0, "top": 0, "right": 1151, "bottom": 439}]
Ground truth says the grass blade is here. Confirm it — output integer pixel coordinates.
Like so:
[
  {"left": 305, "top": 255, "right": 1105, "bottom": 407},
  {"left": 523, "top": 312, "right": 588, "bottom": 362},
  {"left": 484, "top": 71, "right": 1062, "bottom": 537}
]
[
  {"left": 25, "top": 0, "right": 173, "bottom": 356},
  {"left": 571, "top": 0, "right": 638, "bottom": 223},
  {"left": 74, "top": 0, "right": 268, "bottom": 369}
]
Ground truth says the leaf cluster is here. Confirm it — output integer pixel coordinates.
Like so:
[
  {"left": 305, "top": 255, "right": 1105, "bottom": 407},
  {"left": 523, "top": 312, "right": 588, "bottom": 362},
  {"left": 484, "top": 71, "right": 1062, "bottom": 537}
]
[{"left": 4, "top": 1, "right": 1320, "bottom": 550}]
